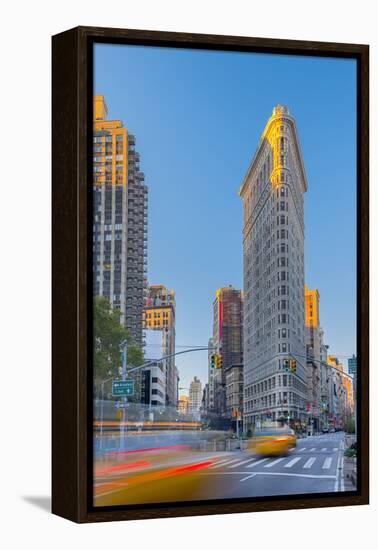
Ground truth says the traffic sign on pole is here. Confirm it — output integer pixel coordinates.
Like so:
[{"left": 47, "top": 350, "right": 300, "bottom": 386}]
[{"left": 112, "top": 379, "right": 134, "bottom": 397}]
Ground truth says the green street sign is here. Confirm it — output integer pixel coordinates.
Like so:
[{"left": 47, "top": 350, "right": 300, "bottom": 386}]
[{"left": 112, "top": 379, "right": 134, "bottom": 397}]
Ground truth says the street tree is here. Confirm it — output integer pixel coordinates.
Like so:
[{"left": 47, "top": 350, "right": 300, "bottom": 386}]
[{"left": 93, "top": 296, "right": 143, "bottom": 397}]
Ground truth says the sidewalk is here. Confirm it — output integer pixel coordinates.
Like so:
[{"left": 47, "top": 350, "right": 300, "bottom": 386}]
[{"left": 343, "top": 433, "right": 357, "bottom": 489}]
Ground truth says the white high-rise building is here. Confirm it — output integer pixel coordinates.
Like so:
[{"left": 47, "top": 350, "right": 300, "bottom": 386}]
[
  {"left": 189, "top": 376, "right": 203, "bottom": 416},
  {"left": 239, "top": 105, "right": 308, "bottom": 430}
]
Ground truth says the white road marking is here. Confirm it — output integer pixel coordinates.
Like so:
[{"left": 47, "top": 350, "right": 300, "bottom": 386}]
[
  {"left": 264, "top": 458, "right": 285, "bottom": 468},
  {"left": 210, "top": 458, "right": 241, "bottom": 469},
  {"left": 229, "top": 458, "right": 256, "bottom": 469},
  {"left": 298, "top": 447, "right": 306, "bottom": 452},
  {"left": 310, "top": 448, "right": 316, "bottom": 452},
  {"left": 284, "top": 457, "right": 301, "bottom": 468},
  {"left": 322, "top": 457, "right": 333, "bottom": 469},
  {"left": 321, "top": 448, "right": 327, "bottom": 451},
  {"left": 246, "top": 458, "right": 269, "bottom": 468},
  {"left": 303, "top": 457, "right": 316, "bottom": 469},
  {"left": 335, "top": 453, "right": 341, "bottom": 491},
  {"left": 202, "top": 471, "right": 336, "bottom": 480},
  {"left": 240, "top": 473, "right": 257, "bottom": 482},
  {"left": 333, "top": 448, "right": 339, "bottom": 452},
  {"left": 207, "top": 458, "right": 231, "bottom": 468}
]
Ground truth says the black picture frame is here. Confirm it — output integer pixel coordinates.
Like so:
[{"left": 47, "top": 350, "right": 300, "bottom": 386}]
[{"left": 52, "top": 26, "right": 369, "bottom": 523}]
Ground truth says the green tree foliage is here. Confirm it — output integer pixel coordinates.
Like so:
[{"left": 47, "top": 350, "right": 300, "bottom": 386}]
[
  {"left": 93, "top": 296, "right": 143, "bottom": 397},
  {"left": 345, "top": 417, "right": 356, "bottom": 434}
]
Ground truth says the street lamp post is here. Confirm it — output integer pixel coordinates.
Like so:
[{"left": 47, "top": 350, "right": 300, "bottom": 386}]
[
  {"left": 100, "top": 339, "right": 128, "bottom": 452},
  {"left": 99, "top": 376, "right": 114, "bottom": 451}
]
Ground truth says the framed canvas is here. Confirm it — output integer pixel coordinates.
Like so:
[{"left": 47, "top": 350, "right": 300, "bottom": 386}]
[{"left": 52, "top": 26, "right": 369, "bottom": 523}]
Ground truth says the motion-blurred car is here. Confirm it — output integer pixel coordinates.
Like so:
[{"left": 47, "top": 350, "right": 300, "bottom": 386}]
[
  {"left": 248, "top": 423, "right": 296, "bottom": 456},
  {"left": 283, "top": 426, "right": 297, "bottom": 447}
]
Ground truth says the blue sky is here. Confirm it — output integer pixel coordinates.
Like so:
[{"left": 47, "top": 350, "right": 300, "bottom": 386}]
[{"left": 94, "top": 44, "right": 357, "bottom": 392}]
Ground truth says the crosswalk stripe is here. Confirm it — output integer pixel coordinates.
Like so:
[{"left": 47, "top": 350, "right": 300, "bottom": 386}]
[
  {"left": 310, "top": 448, "right": 316, "bottom": 452},
  {"left": 322, "top": 457, "right": 333, "bottom": 469},
  {"left": 264, "top": 458, "right": 285, "bottom": 468},
  {"left": 321, "top": 448, "right": 327, "bottom": 451},
  {"left": 210, "top": 458, "right": 240, "bottom": 469},
  {"left": 284, "top": 457, "right": 301, "bottom": 468},
  {"left": 228, "top": 458, "right": 256, "bottom": 469},
  {"left": 209, "top": 458, "right": 231, "bottom": 466},
  {"left": 246, "top": 458, "right": 269, "bottom": 468},
  {"left": 333, "top": 448, "right": 338, "bottom": 451},
  {"left": 298, "top": 448, "right": 306, "bottom": 452},
  {"left": 303, "top": 457, "right": 316, "bottom": 469}
]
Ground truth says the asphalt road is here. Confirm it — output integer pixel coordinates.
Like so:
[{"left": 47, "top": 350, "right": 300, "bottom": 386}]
[
  {"left": 94, "top": 432, "right": 348, "bottom": 507},
  {"left": 198, "top": 432, "right": 346, "bottom": 499}
]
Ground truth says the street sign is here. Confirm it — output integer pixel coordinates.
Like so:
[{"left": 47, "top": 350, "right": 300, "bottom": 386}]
[{"left": 112, "top": 379, "right": 134, "bottom": 397}]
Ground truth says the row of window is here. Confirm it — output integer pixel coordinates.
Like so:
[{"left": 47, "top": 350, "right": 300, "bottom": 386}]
[
  {"left": 94, "top": 135, "right": 124, "bottom": 143},
  {"left": 145, "top": 311, "right": 170, "bottom": 318}
]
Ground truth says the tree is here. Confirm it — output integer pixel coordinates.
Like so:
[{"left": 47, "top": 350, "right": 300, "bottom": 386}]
[
  {"left": 345, "top": 417, "right": 356, "bottom": 434},
  {"left": 93, "top": 296, "right": 144, "bottom": 397}
]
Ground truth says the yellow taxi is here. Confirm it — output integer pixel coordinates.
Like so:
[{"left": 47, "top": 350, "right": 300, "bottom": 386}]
[
  {"left": 281, "top": 426, "right": 297, "bottom": 448},
  {"left": 248, "top": 423, "right": 296, "bottom": 456}
]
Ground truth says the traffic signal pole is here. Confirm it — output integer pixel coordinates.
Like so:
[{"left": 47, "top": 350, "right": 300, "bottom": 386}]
[
  {"left": 100, "top": 345, "right": 218, "bottom": 444},
  {"left": 289, "top": 352, "right": 355, "bottom": 433},
  {"left": 126, "top": 346, "right": 218, "bottom": 375}
]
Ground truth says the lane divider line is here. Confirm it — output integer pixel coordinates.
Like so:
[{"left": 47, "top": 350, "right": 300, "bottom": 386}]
[{"left": 240, "top": 473, "right": 257, "bottom": 482}]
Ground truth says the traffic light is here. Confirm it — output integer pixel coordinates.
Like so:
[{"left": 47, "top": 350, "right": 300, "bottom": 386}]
[
  {"left": 283, "top": 359, "right": 290, "bottom": 372},
  {"left": 215, "top": 353, "right": 222, "bottom": 369},
  {"left": 290, "top": 359, "right": 297, "bottom": 373},
  {"left": 210, "top": 354, "right": 216, "bottom": 369}
]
